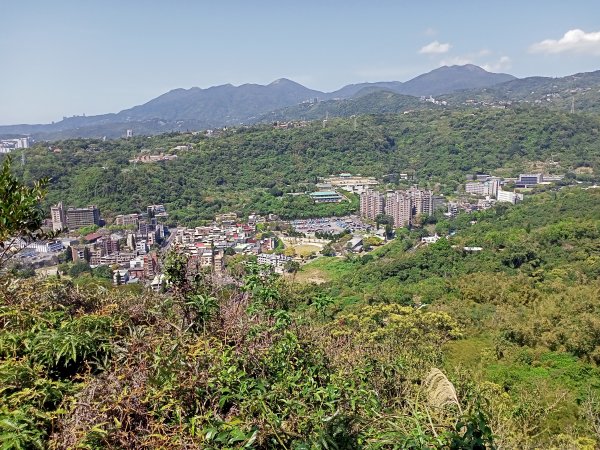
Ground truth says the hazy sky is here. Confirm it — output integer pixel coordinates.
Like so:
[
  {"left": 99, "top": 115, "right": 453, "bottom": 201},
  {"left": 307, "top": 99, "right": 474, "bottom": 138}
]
[{"left": 2, "top": 1, "right": 600, "bottom": 124}]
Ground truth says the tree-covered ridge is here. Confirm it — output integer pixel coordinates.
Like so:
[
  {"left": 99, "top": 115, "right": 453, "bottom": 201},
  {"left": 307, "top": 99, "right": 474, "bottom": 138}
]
[
  {"left": 10, "top": 107, "right": 600, "bottom": 225},
  {"left": 442, "top": 69, "right": 600, "bottom": 113}
]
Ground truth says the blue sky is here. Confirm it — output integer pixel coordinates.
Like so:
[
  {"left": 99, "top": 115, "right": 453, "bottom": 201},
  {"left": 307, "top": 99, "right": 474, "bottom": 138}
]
[{"left": 2, "top": 0, "right": 600, "bottom": 124}]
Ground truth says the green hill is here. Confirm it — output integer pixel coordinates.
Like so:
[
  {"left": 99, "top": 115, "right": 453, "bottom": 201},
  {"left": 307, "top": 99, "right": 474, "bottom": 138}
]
[{"left": 9, "top": 107, "right": 600, "bottom": 225}]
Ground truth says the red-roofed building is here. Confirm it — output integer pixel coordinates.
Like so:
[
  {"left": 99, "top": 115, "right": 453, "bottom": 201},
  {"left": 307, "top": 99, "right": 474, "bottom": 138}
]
[{"left": 85, "top": 232, "right": 103, "bottom": 243}]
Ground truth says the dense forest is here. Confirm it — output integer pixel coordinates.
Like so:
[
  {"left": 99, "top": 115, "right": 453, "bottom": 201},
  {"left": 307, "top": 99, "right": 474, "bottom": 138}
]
[{"left": 8, "top": 107, "right": 600, "bottom": 225}]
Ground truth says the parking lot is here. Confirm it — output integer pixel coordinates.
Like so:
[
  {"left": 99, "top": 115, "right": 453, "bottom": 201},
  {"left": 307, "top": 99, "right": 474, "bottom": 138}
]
[{"left": 289, "top": 215, "right": 371, "bottom": 235}]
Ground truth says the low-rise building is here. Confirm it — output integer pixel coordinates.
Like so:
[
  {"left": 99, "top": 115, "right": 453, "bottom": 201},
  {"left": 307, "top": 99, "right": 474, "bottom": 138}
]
[
  {"left": 497, "top": 189, "right": 523, "bottom": 204},
  {"left": 516, "top": 173, "right": 543, "bottom": 187},
  {"left": 115, "top": 214, "right": 139, "bottom": 227},
  {"left": 347, "top": 236, "right": 363, "bottom": 253},
  {"left": 26, "top": 240, "right": 64, "bottom": 253},
  {"left": 422, "top": 234, "right": 441, "bottom": 244},
  {"left": 323, "top": 174, "right": 379, "bottom": 194},
  {"left": 309, "top": 191, "right": 344, "bottom": 203},
  {"left": 257, "top": 253, "right": 291, "bottom": 273}
]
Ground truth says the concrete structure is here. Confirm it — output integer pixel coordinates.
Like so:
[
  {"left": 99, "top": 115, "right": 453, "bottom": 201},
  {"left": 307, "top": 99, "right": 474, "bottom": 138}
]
[
  {"left": 360, "top": 189, "right": 385, "bottom": 221},
  {"left": 361, "top": 187, "right": 434, "bottom": 228},
  {"left": 447, "top": 202, "right": 459, "bottom": 217},
  {"left": 422, "top": 234, "right": 441, "bottom": 244},
  {"left": 323, "top": 174, "right": 379, "bottom": 194},
  {"left": 50, "top": 202, "right": 67, "bottom": 231},
  {"left": 257, "top": 253, "right": 291, "bottom": 273},
  {"left": 517, "top": 173, "right": 543, "bottom": 188},
  {"left": 26, "top": 240, "right": 63, "bottom": 253},
  {"left": 408, "top": 186, "right": 433, "bottom": 217},
  {"left": 347, "top": 236, "right": 363, "bottom": 252},
  {"left": 0, "top": 137, "right": 30, "bottom": 153},
  {"left": 465, "top": 182, "right": 488, "bottom": 196},
  {"left": 113, "top": 269, "right": 130, "bottom": 285},
  {"left": 147, "top": 204, "right": 168, "bottom": 218},
  {"left": 385, "top": 191, "right": 413, "bottom": 228},
  {"left": 97, "top": 237, "right": 119, "bottom": 255},
  {"left": 66, "top": 206, "right": 100, "bottom": 229},
  {"left": 309, "top": 191, "right": 344, "bottom": 203},
  {"left": 497, "top": 190, "right": 524, "bottom": 204},
  {"left": 465, "top": 178, "right": 501, "bottom": 197},
  {"left": 115, "top": 214, "right": 139, "bottom": 227}
]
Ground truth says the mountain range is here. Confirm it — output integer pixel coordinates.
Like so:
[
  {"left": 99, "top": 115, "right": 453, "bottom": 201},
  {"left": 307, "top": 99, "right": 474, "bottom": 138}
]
[{"left": 2, "top": 64, "right": 600, "bottom": 140}]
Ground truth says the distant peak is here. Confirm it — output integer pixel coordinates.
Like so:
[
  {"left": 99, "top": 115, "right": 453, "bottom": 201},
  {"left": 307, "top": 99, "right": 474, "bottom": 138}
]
[
  {"left": 269, "top": 78, "right": 298, "bottom": 86},
  {"left": 438, "top": 64, "right": 485, "bottom": 72},
  {"left": 462, "top": 64, "right": 486, "bottom": 71}
]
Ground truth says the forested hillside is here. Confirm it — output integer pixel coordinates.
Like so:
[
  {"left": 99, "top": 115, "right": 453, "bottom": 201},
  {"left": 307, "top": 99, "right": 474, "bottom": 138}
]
[
  {"left": 298, "top": 187, "right": 600, "bottom": 447},
  {"left": 2, "top": 184, "right": 599, "bottom": 448},
  {"left": 10, "top": 107, "right": 600, "bottom": 225}
]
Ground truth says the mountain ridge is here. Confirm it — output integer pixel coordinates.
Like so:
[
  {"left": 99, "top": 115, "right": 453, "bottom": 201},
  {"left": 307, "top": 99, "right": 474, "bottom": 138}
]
[{"left": 4, "top": 65, "right": 599, "bottom": 140}]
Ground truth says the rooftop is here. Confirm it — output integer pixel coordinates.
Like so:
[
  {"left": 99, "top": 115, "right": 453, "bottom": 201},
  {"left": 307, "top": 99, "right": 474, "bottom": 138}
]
[{"left": 310, "top": 191, "right": 341, "bottom": 197}]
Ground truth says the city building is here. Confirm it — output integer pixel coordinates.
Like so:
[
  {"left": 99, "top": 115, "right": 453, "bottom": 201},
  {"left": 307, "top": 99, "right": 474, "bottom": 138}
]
[
  {"left": 26, "top": 240, "right": 64, "bottom": 253},
  {"left": 360, "top": 187, "right": 434, "bottom": 228},
  {"left": 97, "top": 236, "right": 119, "bottom": 255},
  {"left": 66, "top": 206, "right": 100, "bottom": 229},
  {"left": 147, "top": 204, "right": 168, "bottom": 218},
  {"left": 347, "top": 236, "right": 363, "bottom": 252},
  {"left": 385, "top": 191, "right": 413, "bottom": 228},
  {"left": 422, "top": 234, "right": 441, "bottom": 244},
  {"left": 0, "top": 137, "right": 30, "bottom": 153},
  {"left": 50, "top": 202, "right": 67, "bottom": 231},
  {"left": 115, "top": 213, "right": 139, "bottom": 227},
  {"left": 465, "top": 182, "right": 488, "bottom": 196},
  {"left": 497, "top": 190, "right": 524, "bottom": 204},
  {"left": 257, "top": 253, "right": 292, "bottom": 273},
  {"left": 359, "top": 189, "right": 385, "bottom": 220},
  {"left": 465, "top": 178, "right": 501, "bottom": 197},
  {"left": 322, "top": 174, "right": 379, "bottom": 194},
  {"left": 516, "top": 173, "right": 543, "bottom": 187},
  {"left": 408, "top": 186, "right": 433, "bottom": 217},
  {"left": 447, "top": 202, "right": 459, "bottom": 218}
]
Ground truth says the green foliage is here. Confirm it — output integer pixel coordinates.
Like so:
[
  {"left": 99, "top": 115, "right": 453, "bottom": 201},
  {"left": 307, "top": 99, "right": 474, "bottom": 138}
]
[
  {"left": 68, "top": 261, "right": 92, "bottom": 278},
  {"left": 0, "top": 156, "right": 51, "bottom": 267}
]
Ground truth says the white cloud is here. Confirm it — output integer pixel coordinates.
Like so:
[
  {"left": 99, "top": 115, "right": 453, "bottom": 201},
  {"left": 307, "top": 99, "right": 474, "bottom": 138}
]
[
  {"left": 419, "top": 40, "right": 451, "bottom": 54},
  {"left": 482, "top": 56, "right": 512, "bottom": 72},
  {"left": 530, "top": 29, "right": 600, "bottom": 55}
]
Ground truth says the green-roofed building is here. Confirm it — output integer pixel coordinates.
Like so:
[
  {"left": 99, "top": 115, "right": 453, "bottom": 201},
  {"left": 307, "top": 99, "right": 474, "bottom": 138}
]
[{"left": 309, "top": 191, "right": 344, "bottom": 203}]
